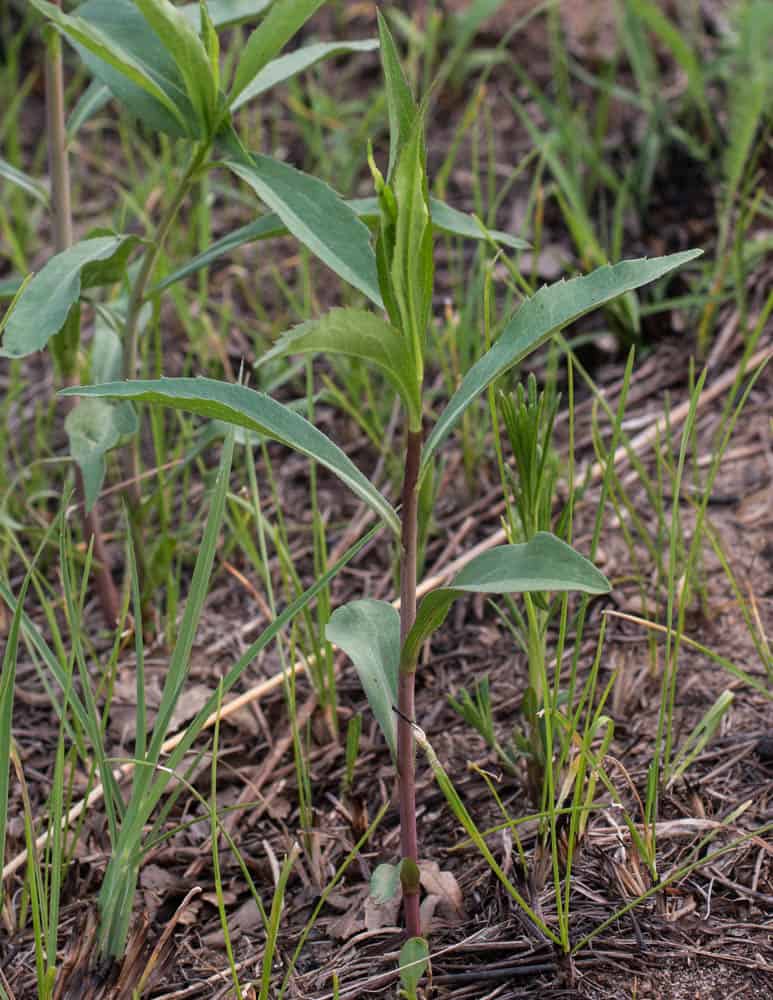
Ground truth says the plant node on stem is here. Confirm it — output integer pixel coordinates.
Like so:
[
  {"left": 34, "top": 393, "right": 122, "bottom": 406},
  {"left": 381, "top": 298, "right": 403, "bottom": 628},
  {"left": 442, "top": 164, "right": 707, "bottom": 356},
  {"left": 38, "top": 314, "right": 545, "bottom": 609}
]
[{"left": 398, "top": 428, "right": 422, "bottom": 938}]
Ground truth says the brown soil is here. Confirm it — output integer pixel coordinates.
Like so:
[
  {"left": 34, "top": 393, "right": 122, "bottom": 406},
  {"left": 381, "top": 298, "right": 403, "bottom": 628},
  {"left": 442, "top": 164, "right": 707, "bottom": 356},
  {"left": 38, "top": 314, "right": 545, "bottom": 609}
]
[{"left": 1, "top": 2, "right": 771, "bottom": 998}]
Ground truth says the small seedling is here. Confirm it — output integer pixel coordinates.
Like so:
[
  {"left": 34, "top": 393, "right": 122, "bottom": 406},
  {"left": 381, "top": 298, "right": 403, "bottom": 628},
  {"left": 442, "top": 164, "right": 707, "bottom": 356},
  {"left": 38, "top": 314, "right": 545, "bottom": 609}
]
[{"left": 62, "top": 11, "right": 700, "bottom": 964}]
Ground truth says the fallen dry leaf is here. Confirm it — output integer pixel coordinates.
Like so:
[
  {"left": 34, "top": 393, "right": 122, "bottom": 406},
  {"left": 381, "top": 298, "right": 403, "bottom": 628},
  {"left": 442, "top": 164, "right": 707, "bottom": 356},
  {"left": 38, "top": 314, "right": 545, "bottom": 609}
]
[{"left": 419, "top": 861, "right": 464, "bottom": 918}]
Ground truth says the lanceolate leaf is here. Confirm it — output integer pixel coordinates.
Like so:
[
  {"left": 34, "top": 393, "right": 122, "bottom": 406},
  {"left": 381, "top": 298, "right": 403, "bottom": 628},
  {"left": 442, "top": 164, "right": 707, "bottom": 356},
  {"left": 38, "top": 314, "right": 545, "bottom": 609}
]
[
  {"left": 180, "top": 0, "right": 273, "bottom": 29},
  {"left": 65, "top": 0, "right": 275, "bottom": 138},
  {"left": 350, "top": 196, "right": 530, "bottom": 249},
  {"left": 30, "top": 0, "right": 191, "bottom": 136},
  {"left": 424, "top": 198, "right": 529, "bottom": 250},
  {"left": 326, "top": 599, "right": 400, "bottom": 757},
  {"left": 259, "top": 308, "right": 422, "bottom": 431},
  {"left": 390, "top": 110, "right": 433, "bottom": 379},
  {"left": 377, "top": 10, "right": 417, "bottom": 179},
  {"left": 421, "top": 249, "right": 703, "bottom": 477},
  {"left": 230, "top": 0, "right": 326, "bottom": 103},
  {"left": 65, "top": 397, "right": 137, "bottom": 511},
  {"left": 231, "top": 39, "right": 378, "bottom": 111},
  {"left": 0, "top": 235, "right": 139, "bottom": 359},
  {"left": 64, "top": 322, "right": 139, "bottom": 510},
  {"left": 400, "top": 937, "right": 430, "bottom": 997},
  {"left": 154, "top": 196, "right": 527, "bottom": 293},
  {"left": 0, "top": 564, "right": 34, "bottom": 908},
  {"left": 134, "top": 0, "right": 218, "bottom": 135},
  {"left": 226, "top": 153, "right": 383, "bottom": 307},
  {"left": 60, "top": 378, "right": 400, "bottom": 535},
  {"left": 402, "top": 533, "right": 610, "bottom": 669}
]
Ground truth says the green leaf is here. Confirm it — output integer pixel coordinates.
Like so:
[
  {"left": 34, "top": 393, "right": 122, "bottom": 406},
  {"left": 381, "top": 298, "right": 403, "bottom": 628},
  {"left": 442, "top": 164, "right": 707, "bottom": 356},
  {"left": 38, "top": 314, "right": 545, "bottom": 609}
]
[
  {"left": 230, "top": 0, "right": 325, "bottom": 104},
  {"left": 91, "top": 321, "right": 124, "bottom": 384},
  {"left": 134, "top": 0, "right": 218, "bottom": 135},
  {"left": 230, "top": 39, "right": 378, "bottom": 111},
  {"left": 376, "top": 10, "right": 416, "bottom": 179},
  {"left": 421, "top": 249, "right": 703, "bottom": 476},
  {"left": 390, "top": 110, "right": 433, "bottom": 378},
  {"left": 65, "top": 397, "right": 137, "bottom": 511},
  {"left": 64, "top": 0, "right": 274, "bottom": 138},
  {"left": 426, "top": 197, "right": 529, "bottom": 250},
  {"left": 399, "top": 937, "right": 429, "bottom": 998},
  {"left": 154, "top": 195, "right": 527, "bottom": 294},
  {"left": 402, "top": 533, "right": 610, "bottom": 669},
  {"left": 0, "top": 559, "right": 35, "bottom": 912},
  {"left": 181, "top": 0, "right": 273, "bottom": 29},
  {"left": 0, "top": 235, "right": 139, "bottom": 359},
  {"left": 326, "top": 599, "right": 400, "bottom": 757},
  {"left": 30, "top": 0, "right": 191, "bottom": 136},
  {"left": 259, "top": 308, "right": 422, "bottom": 431},
  {"left": 152, "top": 211, "right": 286, "bottom": 293},
  {"left": 0, "top": 158, "right": 49, "bottom": 206},
  {"left": 60, "top": 377, "right": 400, "bottom": 535},
  {"left": 370, "top": 862, "right": 401, "bottom": 904},
  {"left": 225, "top": 153, "right": 383, "bottom": 307},
  {"left": 199, "top": 0, "right": 220, "bottom": 90}
]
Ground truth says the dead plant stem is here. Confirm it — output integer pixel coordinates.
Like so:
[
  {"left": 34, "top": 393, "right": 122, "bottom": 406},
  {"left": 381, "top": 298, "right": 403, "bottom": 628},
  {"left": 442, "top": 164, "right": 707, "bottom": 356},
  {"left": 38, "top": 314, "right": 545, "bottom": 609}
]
[{"left": 46, "top": 5, "right": 119, "bottom": 626}]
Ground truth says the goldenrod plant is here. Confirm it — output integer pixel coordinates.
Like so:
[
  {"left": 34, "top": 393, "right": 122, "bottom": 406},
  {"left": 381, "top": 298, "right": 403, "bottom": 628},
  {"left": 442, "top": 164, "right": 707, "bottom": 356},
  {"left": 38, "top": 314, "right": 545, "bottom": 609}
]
[{"left": 65, "top": 15, "right": 700, "bottom": 962}]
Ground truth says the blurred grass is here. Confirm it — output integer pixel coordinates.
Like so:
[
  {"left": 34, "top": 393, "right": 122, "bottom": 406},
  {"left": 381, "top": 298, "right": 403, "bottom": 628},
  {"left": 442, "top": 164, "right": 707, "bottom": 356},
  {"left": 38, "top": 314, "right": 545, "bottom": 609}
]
[{"left": 0, "top": 0, "right": 770, "bottom": 989}]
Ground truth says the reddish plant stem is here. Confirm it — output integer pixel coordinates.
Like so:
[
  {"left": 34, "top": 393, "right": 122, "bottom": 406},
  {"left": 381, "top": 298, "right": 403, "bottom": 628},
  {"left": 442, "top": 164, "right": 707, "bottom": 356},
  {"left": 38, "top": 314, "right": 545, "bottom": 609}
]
[
  {"left": 45, "top": 5, "right": 120, "bottom": 627},
  {"left": 398, "top": 428, "right": 422, "bottom": 939}
]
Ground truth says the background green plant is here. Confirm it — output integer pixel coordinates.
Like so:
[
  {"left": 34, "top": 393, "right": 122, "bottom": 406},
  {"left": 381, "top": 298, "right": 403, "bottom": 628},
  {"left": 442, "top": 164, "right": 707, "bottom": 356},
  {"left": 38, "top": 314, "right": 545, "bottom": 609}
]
[{"left": 1, "top": 0, "right": 770, "bottom": 994}]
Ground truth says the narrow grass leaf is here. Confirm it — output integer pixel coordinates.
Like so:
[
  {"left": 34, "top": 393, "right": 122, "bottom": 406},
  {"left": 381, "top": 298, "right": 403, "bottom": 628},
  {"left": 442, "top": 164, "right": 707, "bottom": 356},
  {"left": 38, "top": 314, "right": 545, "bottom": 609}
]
[
  {"left": 326, "top": 600, "right": 400, "bottom": 757},
  {"left": 0, "top": 235, "right": 139, "bottom": 359},
  {"left": 98, "top": 433, "right": 235, "bottom": 956},
  {"left": 99, "top": 523, "right": 382, "bottom": 953},
  {"left": 0, "top": 570, "right": 34, "bottom": 909},
  {"left": 402, "top": 533, "right": 610, "bottom": 669},
  {"left": 60, "top": 378, "right": 400, "bottom": 535},
  {"left": 225, "top": 154, "right": 383, "bottom": 307},
  {"left": 421, "top": 250, "right": 703, "bottom": 475}
]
